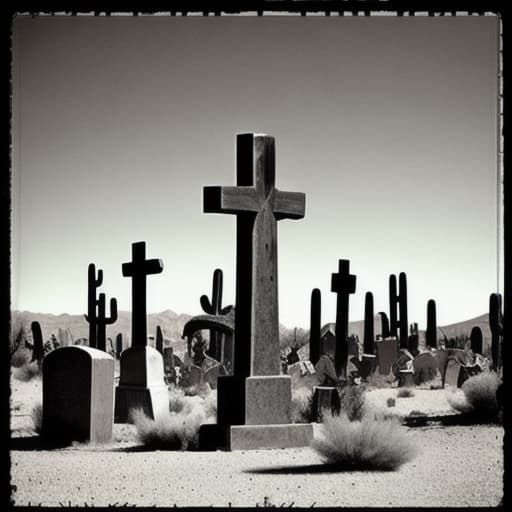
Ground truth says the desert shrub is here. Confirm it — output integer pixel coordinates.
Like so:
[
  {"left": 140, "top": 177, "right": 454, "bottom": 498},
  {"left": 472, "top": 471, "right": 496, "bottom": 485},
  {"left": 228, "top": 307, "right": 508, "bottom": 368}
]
[
  {"left": 337, "top": 383, "right": 366, "bottom": 422},
  {"left": 132, "top": 407, "right": 206, "bottom": 450},
  {"left": 291, "top": 386, "right": 314, "bottom": 423},
  {"left": 12, "top": 361, "right": 41, "bottom": 382},
  {"left": 30, "top": 403, "right": 43, "bottom": 434},
  {"left": 10, "top": 347, "right": 31, "bottom": 368},
  {"left": 312, "top": 412, "right": 417, "bottom": 471},
  {"left": 387, "top": 398, "right": 396, "bottom": 408},
  {"left": 397, "top": 388, "right": 414, "bottom": 398},
  {"left": 448, "top": 371, "right": 502, "bottom": 422}
]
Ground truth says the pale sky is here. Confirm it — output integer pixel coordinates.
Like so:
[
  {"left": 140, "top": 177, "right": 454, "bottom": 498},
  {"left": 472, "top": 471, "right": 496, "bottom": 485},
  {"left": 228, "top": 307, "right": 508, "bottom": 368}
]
[{"left": 11, "top": 14, "right": 501, "bottom": 329}]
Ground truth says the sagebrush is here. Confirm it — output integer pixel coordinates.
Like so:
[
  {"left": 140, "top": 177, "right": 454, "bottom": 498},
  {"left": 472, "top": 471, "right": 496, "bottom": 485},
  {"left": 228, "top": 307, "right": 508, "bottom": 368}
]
[
  {"left": 448, "top": 371, "right": 502, "bottom": 422},
  {"left": 291, "top": 386, "right": 314, "bottom": 423},
  {"left": 312, "top": 411, "right": 417, "bottom": 470},
  {"left": 12, "top": 361, "right": 41, "bottom": 382}
]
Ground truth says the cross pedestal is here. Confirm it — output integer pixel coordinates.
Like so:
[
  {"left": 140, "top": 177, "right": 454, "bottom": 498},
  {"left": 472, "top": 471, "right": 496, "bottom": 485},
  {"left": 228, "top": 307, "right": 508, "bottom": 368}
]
[
  {"left": 199, "top": 134, "right": 313, "bottom": 450},
  {"left": 114, "top": 242, "right": 168, "bottom": 423}
]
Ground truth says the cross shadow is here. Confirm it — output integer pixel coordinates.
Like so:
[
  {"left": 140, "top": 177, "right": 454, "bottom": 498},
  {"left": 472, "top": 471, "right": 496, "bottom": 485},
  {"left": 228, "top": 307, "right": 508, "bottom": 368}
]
[{"left": 244, "top": 463, "right": 394, "bottom": 475}]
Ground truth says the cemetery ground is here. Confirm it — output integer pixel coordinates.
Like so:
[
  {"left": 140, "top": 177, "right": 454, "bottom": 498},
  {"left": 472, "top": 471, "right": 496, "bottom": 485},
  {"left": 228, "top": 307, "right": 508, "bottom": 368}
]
[{"left": 10, "top": 375, "right": 503, "bottom": 507}]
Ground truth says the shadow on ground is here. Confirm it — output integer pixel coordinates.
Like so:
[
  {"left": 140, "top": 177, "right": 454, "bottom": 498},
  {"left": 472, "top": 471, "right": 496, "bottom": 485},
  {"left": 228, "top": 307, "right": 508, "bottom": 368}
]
[{"left": 245, "top": 463, "right": 395, "bottom": 474}]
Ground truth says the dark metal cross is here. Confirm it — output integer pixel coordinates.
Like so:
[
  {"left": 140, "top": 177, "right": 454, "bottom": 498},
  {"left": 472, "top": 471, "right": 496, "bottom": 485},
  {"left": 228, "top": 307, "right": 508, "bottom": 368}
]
[
  {"left": 204, "top": 133, "right": 305, "bottom": 377},
  {"left": 331, "top": 259, "right": 357, "bottom": 379},
  {"left": 122, "top": 241, "right": 164, "bottom": 349}
]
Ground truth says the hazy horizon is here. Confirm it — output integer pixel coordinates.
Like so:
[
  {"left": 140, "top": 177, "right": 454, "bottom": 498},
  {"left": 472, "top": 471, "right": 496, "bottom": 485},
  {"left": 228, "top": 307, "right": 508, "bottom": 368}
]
[{"left": 11, "top": 15, "right": 502, "bottom": 329}]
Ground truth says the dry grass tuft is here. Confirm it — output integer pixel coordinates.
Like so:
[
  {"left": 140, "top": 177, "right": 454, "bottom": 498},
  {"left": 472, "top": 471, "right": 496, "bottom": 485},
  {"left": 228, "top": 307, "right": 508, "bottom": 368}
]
[
  {"left": 132, "top": 408, "right": 209, "bottom": 450},
  {"left": 338, "top": 383, "right": 366, "bottom": 421},
  {"left": 30, "top": 403, "right": 43, "bottom": 434},
  {"left": 312, "top": 412, "right": 417, "bottom": 471},
  {"left": 291, "top": 386, "right": 314, "bottom": 423}
]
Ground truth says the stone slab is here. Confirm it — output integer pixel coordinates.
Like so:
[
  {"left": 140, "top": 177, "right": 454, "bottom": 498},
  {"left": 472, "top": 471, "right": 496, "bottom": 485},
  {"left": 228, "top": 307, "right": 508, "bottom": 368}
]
[
  {"left": 245, "top": 376, "right": 291, "bottom": 425},
  {"left": 312, "top": 386, "right": 340, "bottom": 422},
  {"left": 216, "top": 375, "right": 246, "bottom": 426},
  {"left": 118, "top": 346, "right": 166, "bottom": 387},
  {"left": 444, "top": 357, "right": 461, "bottom": 388},
  {"left": 114, "top": 384, "right": 169, "bottom": 423},
  {"left": 375, "top": 338, "right": 398, "bottom": 375},
  {"left": 230, "top": 423, "right": 313, "bottom": 451},
  {"left": 42, "top": 346, "right": 114, "bottom": 444}
]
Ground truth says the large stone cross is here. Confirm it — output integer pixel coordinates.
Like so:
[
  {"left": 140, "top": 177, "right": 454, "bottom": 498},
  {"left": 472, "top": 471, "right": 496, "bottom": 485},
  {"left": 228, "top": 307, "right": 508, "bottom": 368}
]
[
  {"left": 122, "top": 241, "right": 163, "bottom": 348},
  {"left": 204, "top": 133, "right": 305, "bottom": 377},
  {"left": 331, "top": 259, "right": 356, "bottom": 378}
]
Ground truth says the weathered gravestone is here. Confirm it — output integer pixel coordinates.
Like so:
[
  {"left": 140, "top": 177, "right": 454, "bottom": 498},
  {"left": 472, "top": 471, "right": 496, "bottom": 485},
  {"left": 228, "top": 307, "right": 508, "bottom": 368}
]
[
  {"left": 42, "top": 346, "right": 114, "bottom": 443},
  {"left": 163, "top": 346, "right": 183, "bottom": 385},
  {"left": 114, "top": 241, "right": 168, "bottom": 423},
  {"left": 199, "top": 133, "right": 312, "bottom": 450},
  {"left": 412, "top": 352, "right": 438, "bottom": 385},
  {"left": 375, "top": 338, "right": 399, "bottom": 375}
]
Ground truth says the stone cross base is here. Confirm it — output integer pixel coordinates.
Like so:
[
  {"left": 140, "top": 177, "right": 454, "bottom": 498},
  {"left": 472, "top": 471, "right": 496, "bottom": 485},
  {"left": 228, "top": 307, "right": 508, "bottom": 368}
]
[
  {"left": 114, "top": 346, "right": 168, "bottom": 423},
  {"left": 199, "top": 423, "right": 313, "bottom": 451},
  {"left": 312, "top": 386, "right": 340, "bottom": 422},
  {"left": 114, "top": 384, "right": 169, "bottom": 423},
  {"left": 398, "top": 370, "right": 415, "bottom": 387}
]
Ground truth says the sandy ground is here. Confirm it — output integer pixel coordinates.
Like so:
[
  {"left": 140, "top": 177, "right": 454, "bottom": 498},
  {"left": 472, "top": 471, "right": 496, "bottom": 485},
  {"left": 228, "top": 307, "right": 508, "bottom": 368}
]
[
  {"left": 10, "top": 425, "right": 503, "bottom": 507},
  {"left": 9, "top": 375, "right": 503, "bottom": 507}
]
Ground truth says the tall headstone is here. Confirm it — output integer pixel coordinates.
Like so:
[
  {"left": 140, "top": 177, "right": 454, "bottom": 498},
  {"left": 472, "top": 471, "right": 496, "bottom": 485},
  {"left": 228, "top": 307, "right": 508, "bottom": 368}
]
[
  {"left": 331, "top": 259, "right": 356, "bottom": 379},
  {"left": 375, "top": 338, "right": 399, "bottom": 375},
  {"left": 200, "top": 133, "right": 312, "bottom": 450},
  {"left": 42, "top": 346, "right": 114, "bottom": 443},
  {"left": 114, "top": 241, "right": 168, "bottom": 423},
  {"left": 309, "top": 288, "right": 321, "bottom": 366}
]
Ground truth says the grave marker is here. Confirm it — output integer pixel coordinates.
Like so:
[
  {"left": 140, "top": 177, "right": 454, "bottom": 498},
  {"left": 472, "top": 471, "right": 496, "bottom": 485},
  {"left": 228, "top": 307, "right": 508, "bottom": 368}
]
[
  {"left": 114, "top": 241, "right": 168, "bottom": 423},
  {"left": 200, "top": 133, "right": 312, "bottom": 450},
  {"left": 42, "top": 346, "right": 114, "bottom": 443},
  {"left": 331, "top": 260, "right": 356, "bottom": 379}
]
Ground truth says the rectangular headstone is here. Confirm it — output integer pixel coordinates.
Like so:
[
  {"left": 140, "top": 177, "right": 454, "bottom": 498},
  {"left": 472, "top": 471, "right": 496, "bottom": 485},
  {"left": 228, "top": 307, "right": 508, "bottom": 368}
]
[
  {"left": 42, "top": 346, "right": 114, "bottom": 443},
  {"left": 375, "top": 338, "right": 398, "bottom": 375}
]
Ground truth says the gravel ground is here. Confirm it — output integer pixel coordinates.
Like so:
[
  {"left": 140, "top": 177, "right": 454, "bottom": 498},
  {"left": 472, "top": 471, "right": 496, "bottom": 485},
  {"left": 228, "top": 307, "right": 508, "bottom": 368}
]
[{"left": 11, "top": 425, "right": 503, "bottom": 507}]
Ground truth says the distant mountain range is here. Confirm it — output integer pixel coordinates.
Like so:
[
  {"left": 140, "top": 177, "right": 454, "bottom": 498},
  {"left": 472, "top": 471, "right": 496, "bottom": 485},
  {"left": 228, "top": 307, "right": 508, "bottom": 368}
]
[{"left": 11, "top": 309, "right": 491, "bottom": 358}]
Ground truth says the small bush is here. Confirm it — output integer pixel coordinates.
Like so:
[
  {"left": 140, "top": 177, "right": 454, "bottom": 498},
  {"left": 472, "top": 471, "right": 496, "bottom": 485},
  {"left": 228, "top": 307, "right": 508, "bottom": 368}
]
[
  {"left": 13, "top": 362, "right": 41, "bottom": 382},
  {"left": 132, "top": 407, "right": 206, "bottom": 450},
  {"left": 312, "top": 412, "right": 417, "bottom": 471},
  {"left": 397, "top": 388, "right": 414, "bottom": 398},
  {"left": 30, "top": 403, "right": 43, "bottom": 434},
  {"left": 338, "top": 383, "right": 366, "bottom": 422},
  {"left": 449, "top": 371, "right": 502, "bottom": 422},
  {"left": 11, "top": 347, "right": 31, "bottom": 368},
  {"left": 291, "top": 386, "right": 314, "bottom": 423},
  {"left": 387, "top": 398, "right": 396, "bottom": 408}
]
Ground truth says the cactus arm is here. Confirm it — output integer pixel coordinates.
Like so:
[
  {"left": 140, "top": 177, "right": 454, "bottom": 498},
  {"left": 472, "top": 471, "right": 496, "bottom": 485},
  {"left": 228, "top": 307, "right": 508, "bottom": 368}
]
[
  {"left": 105, "top": 297, "right": 118, "bottom": 324},
  {"left": 200, "top": 294, "right": 214, "bottom": 314},
  {"left": 220, "top": 305, "right": 233, "bottom": 315}
]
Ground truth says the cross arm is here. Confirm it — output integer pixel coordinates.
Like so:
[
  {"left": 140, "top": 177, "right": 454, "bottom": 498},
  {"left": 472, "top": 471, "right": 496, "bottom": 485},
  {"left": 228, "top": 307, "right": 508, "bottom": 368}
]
[
  {"left": 203, "top": 186, "right": 259, "bottom": 214},
  {"left": 274, "top": 190, "right": 305, "bottom": 220}
]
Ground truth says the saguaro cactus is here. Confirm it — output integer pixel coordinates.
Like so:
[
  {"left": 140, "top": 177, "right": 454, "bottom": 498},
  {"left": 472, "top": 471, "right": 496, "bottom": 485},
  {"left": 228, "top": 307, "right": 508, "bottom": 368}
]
[
  {"left": 389, "top": 272, "right": 408, "bottom": 349},
  {"left": 156, "top": 325, "right": 164, "bottom": 355},
  {"left": 309, "top": 288, "right": 321, "bottom": 366},
  {"left": 470, "top": 326, "right": 483, "bottom": 355},
  {"left": 398, "top": 273, "right": 408, "bottom": 349},
  {"left": 378, "top": 312, "right": 390, "bottom": 339},
  {"left": 86, "top": 263, "right": 103, "bottom": 348},
  {"left": 95, "top": 293, "right": 118, "bottom": 352},
  {"left": 389, "top": 275, "right": 398, "bottom": 337},
  {"left": 30, "top": 320, "right": 44, "bottom": 367},
  {"left": 489, "top": 293, "right": 503, "bottom": 370},
  {"left": 426, "top": 299, "right": 437, "bottom": 349},
  {"left": 408, "top": 322, "right": 419, "bottom": 355},
  {"left": 363, "top": 292, "right": 374, "bottom": 355},
  {"left": 200, "top": 268, "right": 232, "bottom": 361}
]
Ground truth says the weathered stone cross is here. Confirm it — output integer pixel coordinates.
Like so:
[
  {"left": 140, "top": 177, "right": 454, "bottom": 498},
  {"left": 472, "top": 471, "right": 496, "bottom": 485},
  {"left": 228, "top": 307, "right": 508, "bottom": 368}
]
[
  {"left": 331, "top": 259, "right": 357, "bottom": 379},
  {"left": 204, "top": 133, "right": 305, "bottom": 377},
  {"left": 122, "top": 241, "right": 163, "bottom": 348}
]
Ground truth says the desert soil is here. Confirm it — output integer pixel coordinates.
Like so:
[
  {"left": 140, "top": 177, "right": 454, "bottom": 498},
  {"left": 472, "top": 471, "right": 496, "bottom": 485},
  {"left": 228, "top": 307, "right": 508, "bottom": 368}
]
[{"left": 10, "top": 377, "right": 503, "bottom": 507}]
